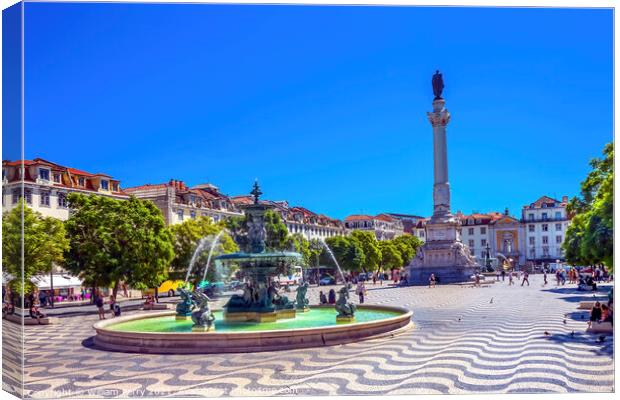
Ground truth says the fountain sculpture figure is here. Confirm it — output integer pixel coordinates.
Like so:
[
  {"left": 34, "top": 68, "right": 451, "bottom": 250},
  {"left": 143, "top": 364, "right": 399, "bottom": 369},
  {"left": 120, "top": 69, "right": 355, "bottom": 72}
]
[
  {"left": 216, "top": 181, "right": 302, "bottom": 322},
  {"left": 176, "top": 287, "right": 195, "bottom": 320},
  {"left": 295, "top": 282, "right": 310, "bottom": 311},
  {"left": 335, "top": 284, "right": 357, "bottom": 322},
  {"left": 191, "top": 292, "right": 216, "bottom": 331}
]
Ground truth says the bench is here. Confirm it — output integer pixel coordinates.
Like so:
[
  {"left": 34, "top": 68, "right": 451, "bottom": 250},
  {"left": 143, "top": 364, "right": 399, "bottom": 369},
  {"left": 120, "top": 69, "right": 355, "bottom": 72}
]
[
  {"left": 587, "top": 321, "right": 613, "bottom": 334},
  {"left": 3, "top": 314, "right": 59, "bottom": 325}
]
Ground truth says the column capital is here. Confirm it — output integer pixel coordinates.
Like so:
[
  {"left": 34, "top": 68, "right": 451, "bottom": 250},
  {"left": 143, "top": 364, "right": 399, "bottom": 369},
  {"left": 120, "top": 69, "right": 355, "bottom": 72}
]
[{"left": 427, "top": 109, "right": 451, "bottom": 127}]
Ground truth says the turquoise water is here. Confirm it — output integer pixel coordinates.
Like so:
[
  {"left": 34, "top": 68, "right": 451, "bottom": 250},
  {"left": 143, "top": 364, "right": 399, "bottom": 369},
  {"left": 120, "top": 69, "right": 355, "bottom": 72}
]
[{"left": 108, "top": 308, "right": 403, "bottom": 333}]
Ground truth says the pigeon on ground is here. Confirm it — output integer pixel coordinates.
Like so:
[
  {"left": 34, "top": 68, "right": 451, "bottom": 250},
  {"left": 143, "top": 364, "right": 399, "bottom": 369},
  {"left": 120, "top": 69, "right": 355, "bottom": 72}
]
[
  {"left": 570, "top": 331, "right": 575, "bottom": 337},
  {"left": 563, "top": 319, "right": 567, "bottom": 324},
  {"left": 544, "top": 331, "right": 550, "bottom": 336},
  {"left": 490, "top": 297, "right": 494, "bottom": 304},
  {"left": 597, "top": 335, "right": 606, "bottom": 343}
]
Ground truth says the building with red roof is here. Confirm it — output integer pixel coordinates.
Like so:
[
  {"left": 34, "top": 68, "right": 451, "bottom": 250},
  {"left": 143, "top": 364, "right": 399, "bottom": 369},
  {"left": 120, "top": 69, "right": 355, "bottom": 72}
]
[{"left": 2, "top": 158, "right": 127, "bottom": 220}]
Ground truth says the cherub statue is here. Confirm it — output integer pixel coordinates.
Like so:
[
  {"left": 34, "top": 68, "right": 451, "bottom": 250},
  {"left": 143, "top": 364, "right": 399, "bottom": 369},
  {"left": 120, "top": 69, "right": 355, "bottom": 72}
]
[
  {"left": 335, "top": 284, "right": 356, "bottom": 318},
  {"left": 295, "top": 281, "right": 309, "bottom": 310},
  {"left": 176, "top": 287, "right": 195, "bottom": 317},
  {"left": 191, "top": 291, "right": 215, "bottom": 330}
]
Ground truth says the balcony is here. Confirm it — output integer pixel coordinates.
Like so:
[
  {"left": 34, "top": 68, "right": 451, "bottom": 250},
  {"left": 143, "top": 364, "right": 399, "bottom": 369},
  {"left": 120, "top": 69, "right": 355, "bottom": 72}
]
[{"left": 522, "top": 217, "right": 567, "bottom": 223}]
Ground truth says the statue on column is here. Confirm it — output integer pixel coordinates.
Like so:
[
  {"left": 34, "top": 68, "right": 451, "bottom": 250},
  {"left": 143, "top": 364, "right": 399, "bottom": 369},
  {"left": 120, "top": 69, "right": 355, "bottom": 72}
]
[{"left": 432, "top": 70, "right": 444, "bottom": 100}]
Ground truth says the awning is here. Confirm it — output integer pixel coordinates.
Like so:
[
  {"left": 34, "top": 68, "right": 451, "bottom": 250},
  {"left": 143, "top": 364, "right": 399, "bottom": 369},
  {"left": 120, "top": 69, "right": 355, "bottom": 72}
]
[{"left": 32, "top": 274, "right": 83, "bottom": 290}]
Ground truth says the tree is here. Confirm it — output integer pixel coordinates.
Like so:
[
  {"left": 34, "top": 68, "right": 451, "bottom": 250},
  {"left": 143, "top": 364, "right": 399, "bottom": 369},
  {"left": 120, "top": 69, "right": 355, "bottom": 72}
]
[
  {"left": 169, "top": 216, "right": 238, "bottom": 284},
  {"left": 224, "top": 209, "right": 289, "bottom": 252},
  {"left": 563, "top": 142, "right": 613, "bottom": 270},
  {"left": 264, "top": 209, "right": 289, "bottom": 250},
  {"left": 2, "top": 200, "right": 69, "bottom": 295},
  {"left": 285, "top": 233, "right": 311, "bottom": 266},
  {"left": 392, "top": 234, "right": 424, "bottom": 267},
  {"left": 378, "top": 241, "right": 403, "bottom": 272},
  {"left": 350, "top": 230, "right": 381, "bottom": 272},
  {"left": 64, "top": 194, "right": 175, "bottom": 297},
  {"left": 323, "top": 236, "right": 365, "bottom": 274}
]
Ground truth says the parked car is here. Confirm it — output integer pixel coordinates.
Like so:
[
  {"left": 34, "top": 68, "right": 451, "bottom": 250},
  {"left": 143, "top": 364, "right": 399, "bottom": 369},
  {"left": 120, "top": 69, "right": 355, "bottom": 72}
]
[{"left": 319, "top": 276, "right": 336, "bottom": 286}]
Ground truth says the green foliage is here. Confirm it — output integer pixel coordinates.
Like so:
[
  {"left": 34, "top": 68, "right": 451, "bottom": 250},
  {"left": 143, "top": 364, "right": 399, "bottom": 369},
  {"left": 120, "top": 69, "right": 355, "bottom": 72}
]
[
  {"left": 392, "top": 234, "right": 423, "bottom": 267},
  {"left": 378, "top": 241, "right": 403, "bottom": 271},
  {"left": 563, "top": 142, "right": 613, "bottom": 270},
  {"left": 350, "top": 230, "right": 381, "bottom": 272},
  {"left": 224, "top": 209, "right": 289, "bottom": 252},
  {"left": 286, "top": 233, "right": 317, "bottom": 267},
  {"left": 323, "top": 235, "right": 365, "bottom": 272},
  {"left": 169, "top": 216, "right": 238, "bottom": 283},
  {"left": 2, "top": 200, "right": 69, "bottom": 295},
  {"left": 264, "top": 209, "right": 289, "bottom": 250},
  {"left": 64, "top": 194, "right": 175, "bottom": 292}
]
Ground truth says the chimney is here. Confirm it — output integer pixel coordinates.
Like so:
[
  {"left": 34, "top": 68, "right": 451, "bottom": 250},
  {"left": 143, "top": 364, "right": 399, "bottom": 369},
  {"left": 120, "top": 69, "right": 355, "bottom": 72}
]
[{"left": 562, "top": 196, "right": 568, "bottom": 203}]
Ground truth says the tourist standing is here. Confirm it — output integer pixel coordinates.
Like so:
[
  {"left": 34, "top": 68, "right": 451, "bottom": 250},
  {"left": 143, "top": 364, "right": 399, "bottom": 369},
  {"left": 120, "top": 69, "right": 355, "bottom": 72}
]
[
  {"left": 429, "top": 273, "right": 436, "bottom": 288},
  {"left": 95, "top": 292, "right": 106, "bottom": 320},
  {"left": 543, "top": 269, "right": 548, "bottom": 286},
  {"left": 319, "top": 291, "right": 327, "bottom": 304},
  {"left": 521, "top": 270, "right": 530, "bottom": 286},
  {"left": 356, "top": 281, "right": 366, "bottom": 304},
  {"left": 589, "top": 302, "right": 602, "bottom": 328},
  {"left": 328, "top": 289, "right": 336, "bottom": 304},
  {"left": 496, "top": 269, "right": 500, "bottom": 281},
  {"left": 501, "top": 269, "right": 506, "bottom": 281},
  {"left": 508, "top": 271, "right": 514, "bottom": 285},
  {"left": 109, "top": 295, "right": 117, "bottom": 317}
]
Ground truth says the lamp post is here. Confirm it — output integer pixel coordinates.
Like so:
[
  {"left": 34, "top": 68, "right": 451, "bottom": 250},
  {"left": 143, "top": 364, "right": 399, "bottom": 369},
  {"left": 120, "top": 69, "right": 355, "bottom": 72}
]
[{"left": 484, "top": 242, "right": 492, "bottom": 272}]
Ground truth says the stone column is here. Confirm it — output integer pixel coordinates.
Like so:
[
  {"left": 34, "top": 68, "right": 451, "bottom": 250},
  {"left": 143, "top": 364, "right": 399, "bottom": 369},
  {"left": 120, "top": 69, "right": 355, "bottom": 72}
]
[{"left": 427, "top": 98, "right": 452, "bottom": 223}]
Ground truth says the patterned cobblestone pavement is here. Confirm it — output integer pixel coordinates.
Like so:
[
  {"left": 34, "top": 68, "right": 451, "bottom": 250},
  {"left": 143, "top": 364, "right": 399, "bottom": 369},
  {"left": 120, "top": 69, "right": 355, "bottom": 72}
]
[{"left": 2, "top": 275, "right": 614, "bottom": 398}]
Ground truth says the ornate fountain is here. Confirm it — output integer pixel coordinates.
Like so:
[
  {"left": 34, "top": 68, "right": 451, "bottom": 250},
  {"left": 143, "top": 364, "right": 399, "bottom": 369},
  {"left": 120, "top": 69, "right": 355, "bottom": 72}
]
[{"left": 215, "top": 181, "right": 303, "bottom": 322}]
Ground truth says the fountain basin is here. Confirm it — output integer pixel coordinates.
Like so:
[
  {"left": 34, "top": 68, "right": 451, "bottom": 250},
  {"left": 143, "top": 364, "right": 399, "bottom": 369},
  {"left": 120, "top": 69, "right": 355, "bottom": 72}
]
[{"left": 93, "top": 305, "right": 413, "bottom": 354}]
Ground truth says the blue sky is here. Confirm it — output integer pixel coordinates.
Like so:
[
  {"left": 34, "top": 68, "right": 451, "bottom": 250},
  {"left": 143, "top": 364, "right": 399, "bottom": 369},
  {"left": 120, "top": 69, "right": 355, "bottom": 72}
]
[{"left": 13, "top": 3, "right": 614, "bottom": 219}]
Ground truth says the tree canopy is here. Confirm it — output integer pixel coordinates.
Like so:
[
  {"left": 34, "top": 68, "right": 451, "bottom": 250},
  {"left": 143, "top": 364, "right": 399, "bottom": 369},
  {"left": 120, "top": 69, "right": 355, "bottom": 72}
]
[
  {"left": 169, "top": 216, "right": 238, "bottom": 284},
  {"left": 323, "top": 235, "right": 365, "bottom": 273},
  {"left": 563, "top": 142, "right": 613, "bottom": 270},
  {"left": 64, "top": 194, "right": 175, "bottom": 295},
  {"left": 2, "top": 200, "right": 69, "bottom": 294},
  {"left": 350, "top": 230, "right": 381, "bottom": 272},
  {"left": 378, "top": 240, "right": 403, "bottom": 271}
]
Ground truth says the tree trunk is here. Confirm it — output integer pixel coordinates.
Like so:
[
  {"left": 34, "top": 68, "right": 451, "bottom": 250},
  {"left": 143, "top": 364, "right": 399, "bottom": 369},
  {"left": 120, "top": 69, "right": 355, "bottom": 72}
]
[{"left": 112, "top": 281, "right": 120, "bottom": 299}]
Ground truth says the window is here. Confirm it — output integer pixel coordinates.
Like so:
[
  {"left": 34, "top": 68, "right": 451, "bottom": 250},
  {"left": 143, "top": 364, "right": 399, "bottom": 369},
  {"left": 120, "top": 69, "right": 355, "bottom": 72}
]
[
  {"left": 100, "top": 180, "right": 109, "bottom": 190},
  {"left": 12, "top": 189, "right": 19, "bottom": 204},
  {"left": 2, "top": 169, "right": 6, "bottom": 180},
  {"left": 190, "top": 195, "right": 196, "bottom": 204},
  {"left": 53, "top": 173, "right": 61, "bottom": 183},
  {"left": 542, "top": 212, "right": 548, "bottom": 220},
  {"left": 480, "top": 227, "right": 486, "bottom": 235},
  {"left": 468, "top": 240, "right": 475, "bottom": 248},
  {"left": 420, "top": 231, "right": 425, "bottom": 237},
  {"left": 542, "top": 236, "right": 548, "bottom": 244},
  {"left": 529, "top": 237, "right": 535, "bottom": 245},
  {"left": 530, "top": 248, "right": 536, "bottom": 257},
  {"left": 468, "top": 228, "right": 474, "bottom": 235},
  {"left": 78, "top": 177, "right": 85, "bottom": 187},
  {"left": 39, "top": 168, "right": 50, "bottom": 181},
  {"left": 555, "top": 211, "right": 562, "bottom": 219},
  {"left": 40, "top": 191, "right": 50, "bottom": 207},
  {"left": 177, "top": 209, "right": 184, "bottom": 221},
  {"left": 190, "top": 211, "right": 196, "bottom": 219},
  {"left": 528, "top": 213, "right": 534, "bottom": 220},
  {"left": 24, "top": 189, "right": 32, "bottom": 204},
  {"left": 542, "top": 224, "right": 548, "bottom": 232},
  {"left": 58, "top": 193, "right": 68, "bottom": 208},
  {"left": 528, "top": 224, "right": 535, "bottom": 232},
  {"left": 481, "top": 239, "right": 487, "bottom": 246},
  {"left": 555, "top": 223, "right": 562, "bottom": 231},
  {"left": 543, "top": 247, "right": 550, "bottom": 257},
  {"left": 556, "top": 235, "right": 563, "bottom": 244}
]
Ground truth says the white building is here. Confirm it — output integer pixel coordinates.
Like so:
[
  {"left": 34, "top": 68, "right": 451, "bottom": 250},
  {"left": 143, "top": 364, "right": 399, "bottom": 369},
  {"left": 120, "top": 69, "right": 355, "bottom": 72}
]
[
  {"left": 125, "top": 180, "right": 242, "bottom": 225},
  {"left": 522, "top": 196, "right": 570, "bottom": 265},
  {"left": 2, "top": 158, "right": 128, "bottom": 220},
  {"left": 344, "top": 214, "right": 404, "bottom": 240},
  {"left": 231, "top": 196, "right": 345, "bottom": 240}
]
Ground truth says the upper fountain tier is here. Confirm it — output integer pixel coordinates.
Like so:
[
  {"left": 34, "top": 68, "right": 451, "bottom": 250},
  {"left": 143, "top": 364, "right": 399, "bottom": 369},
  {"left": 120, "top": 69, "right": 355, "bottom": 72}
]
[{"left": 214, "top": 181, "right": 302, "bottom": 278}]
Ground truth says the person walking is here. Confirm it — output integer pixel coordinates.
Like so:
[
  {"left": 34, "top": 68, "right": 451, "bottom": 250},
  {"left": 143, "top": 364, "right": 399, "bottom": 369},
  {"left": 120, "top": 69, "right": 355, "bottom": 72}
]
[
  {"left": 429, "top": 273, "right": 436, "bottom": 288},
  {"left": 356, "top": 281, "right": 366, "bottom": 304},
  {"left": 521, "top": 270, "right": 530, "bottom": 286},
  {"left": 508, "top": 271, "right": 514, "bottom": 286},
  {"left": 543, "top": 269, "right": 548, "bottom": 286},
  {"left": 95, "top": 292, "right": 106, "bottom": 320},
  {"left": 496, "top": 269, "right": 500, "bottom": 281},
  {"left": 501, "top": 269, "right": 506, "bottom": 281}
]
